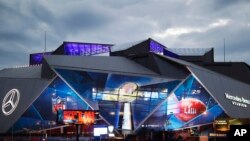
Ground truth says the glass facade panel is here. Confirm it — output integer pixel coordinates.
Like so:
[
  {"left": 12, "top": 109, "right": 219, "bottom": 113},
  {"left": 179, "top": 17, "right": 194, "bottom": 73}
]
[
  {"left": 10, "top": 77, "right": 91, "bottom": 132},
  {"left": 54, "top": 69, "right": 181, "bottom": 130},
  {"left": 29, "top": 52, "right": 51, "bottom": 65},
  {"left": 64, "top": 43, "right": 111, "bottom": 56},
  {"left": 144, "top": 75, "right": 227, "bottom": 131}
]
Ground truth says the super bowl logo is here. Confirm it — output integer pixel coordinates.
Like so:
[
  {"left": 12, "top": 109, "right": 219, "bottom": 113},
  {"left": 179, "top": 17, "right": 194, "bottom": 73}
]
[
  {"left": 52, "top": 96, "right": 67, "bottom": 114},
  {"left": 175, "top": 98, "right": 206, "bottom": 122}
]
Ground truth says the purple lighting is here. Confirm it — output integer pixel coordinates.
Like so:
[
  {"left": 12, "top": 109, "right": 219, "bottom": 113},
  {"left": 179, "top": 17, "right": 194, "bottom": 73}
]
[
  {"left": 30, "top": 52, "right": 51, "bottom": 65},
  {"left": 64, "top": 43, "right": 111, "bottom": 56},
  {"left": 150, "top": 40, "right": 179, "bottom": 58},
  {"left": 149, "top": 40, "right": 164, "bottom": 54}
]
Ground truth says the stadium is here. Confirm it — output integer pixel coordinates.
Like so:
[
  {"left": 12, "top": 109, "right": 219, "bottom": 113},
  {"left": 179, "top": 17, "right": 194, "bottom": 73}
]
[{"left": 0, "top": 38, "right": 250, "bottom": 140}]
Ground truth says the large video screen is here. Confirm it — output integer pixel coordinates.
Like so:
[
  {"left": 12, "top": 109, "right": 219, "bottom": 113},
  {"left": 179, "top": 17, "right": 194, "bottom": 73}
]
[
  {"left": 57, "top": 110, "right": 97, "bottom": 125},
  {"left": 165, "top": 75, "right": 226, "bottom": 130},
  {"left": 143, "top": 75, "right": 227, "bottom": 131}
]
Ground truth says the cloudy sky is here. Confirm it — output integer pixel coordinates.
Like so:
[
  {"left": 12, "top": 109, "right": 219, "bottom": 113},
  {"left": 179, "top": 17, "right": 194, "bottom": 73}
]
[{"left": 0, "top": 0, "right": 250, "bottom": 69}]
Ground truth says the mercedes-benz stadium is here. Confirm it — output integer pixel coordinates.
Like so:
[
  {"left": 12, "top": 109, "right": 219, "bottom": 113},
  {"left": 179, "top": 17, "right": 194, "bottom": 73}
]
[{"left": 0, "top": 38, "right": 250, "bottom": 141}]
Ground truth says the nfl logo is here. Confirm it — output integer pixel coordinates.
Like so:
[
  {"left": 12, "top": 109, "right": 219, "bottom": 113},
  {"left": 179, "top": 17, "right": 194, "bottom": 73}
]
[{"left": 52, "top": 96, "right": 67, "bottom": 114}]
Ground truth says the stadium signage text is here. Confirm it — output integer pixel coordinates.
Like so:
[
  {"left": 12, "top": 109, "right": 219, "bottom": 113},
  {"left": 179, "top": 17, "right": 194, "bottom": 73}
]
[{"left": 225, "top": 93, "right": 250, "bottom": 108}]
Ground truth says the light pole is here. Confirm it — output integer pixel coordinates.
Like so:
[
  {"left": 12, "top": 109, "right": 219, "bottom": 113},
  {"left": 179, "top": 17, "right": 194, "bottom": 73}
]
[
  {"left": 11, "top": 125, "right": 13, "bottom": 141},
  {"left": 164, "top": 112, "right": 173, "bottom": 140},
  {"left": 214, "top": 115, "right": 216, "bottom": 141},
  {"left": 108, "top": 125, "right": 115, "bottom": 140}
]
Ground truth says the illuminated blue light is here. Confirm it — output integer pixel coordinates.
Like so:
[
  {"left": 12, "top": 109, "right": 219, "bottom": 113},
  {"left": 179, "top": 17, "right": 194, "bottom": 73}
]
[
  {"left": 150, "top": 40, "right": 164, "bottom": 54},
  {"left": 163, "top": 49, "right": 180, "bottom": 59},
  {"left": 150, "top": 40, "right": 179, "bottom": 58},
  {"left": 64, "top": 43, "right": 111, "bottom": 56},
  {"left": 30, "top": 52, "right": 51, "bottom": 65}
]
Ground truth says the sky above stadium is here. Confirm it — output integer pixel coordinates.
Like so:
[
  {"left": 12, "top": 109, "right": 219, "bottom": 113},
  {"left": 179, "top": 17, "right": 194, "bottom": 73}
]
[{"left": 0, "top": 0, "right": 250, "bottom": 69}]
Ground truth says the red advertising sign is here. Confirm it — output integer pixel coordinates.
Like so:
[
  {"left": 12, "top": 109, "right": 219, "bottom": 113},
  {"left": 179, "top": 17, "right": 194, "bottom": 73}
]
[
  {"left": 175, "top": 98, "right": 206, "bottom": 122},
  {"left": 58, "top": 110, "right": 97, "bottom": 125}
]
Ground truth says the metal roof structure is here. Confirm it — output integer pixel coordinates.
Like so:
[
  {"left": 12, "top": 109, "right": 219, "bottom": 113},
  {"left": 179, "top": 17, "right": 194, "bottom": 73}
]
[
  {"left": 111, "top": 40, "right": 146, "bottom": 52},
  {"left": 0, "top": 66, "right": 42, "bottom": 78},
  {"left": 43, "top": 55, "right": 160, "bottom": 77},
  {"left": 167, "top": 48, "right": 213, "bottom": 56}
]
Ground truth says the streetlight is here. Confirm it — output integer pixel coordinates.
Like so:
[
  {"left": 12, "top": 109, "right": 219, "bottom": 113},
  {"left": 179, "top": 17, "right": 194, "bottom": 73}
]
[
  {"left": 108, "top": 125, "right": 115, "bottom": 138},
  {"left": 165, "top": 112, "right": 173, "bottom": 130},
  {"left": 108, "top": 125, "right": 114, "bottom": 133},
  {"left": 48, "top": 121, "right": 56, "bottom": 137},
  {"left": 164, "top": 112, "right": 173, "bottom": 140}
]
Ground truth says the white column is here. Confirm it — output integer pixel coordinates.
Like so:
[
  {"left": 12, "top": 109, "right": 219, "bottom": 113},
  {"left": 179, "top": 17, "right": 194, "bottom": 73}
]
[{"left": 122, "top": 102, "right": 132, "bottom": 130}]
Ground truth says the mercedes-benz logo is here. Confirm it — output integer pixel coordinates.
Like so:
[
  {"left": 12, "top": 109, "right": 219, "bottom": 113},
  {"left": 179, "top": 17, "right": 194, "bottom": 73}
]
[{"left": 2, "top": 89, "right": 20, "bottom": 116}]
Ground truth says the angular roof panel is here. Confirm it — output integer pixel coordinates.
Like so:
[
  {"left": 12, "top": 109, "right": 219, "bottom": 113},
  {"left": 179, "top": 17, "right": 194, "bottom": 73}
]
[
  {"left": 188, "top": 66, "right": 250, "bottom": 118},
  {"left": 43, "top": 55, "right": 160, "bottom": 77},
  {"left": 167, "top": 48, "right": 212, "bottom": 56},
  {"left": 0, "top": 66, "right": 42, "bottom": 79}
]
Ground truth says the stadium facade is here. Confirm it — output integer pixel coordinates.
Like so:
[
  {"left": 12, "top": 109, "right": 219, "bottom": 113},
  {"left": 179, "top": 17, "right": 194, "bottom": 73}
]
[{"left": 0, "top": 38, "right": 250, "bottom": 139}]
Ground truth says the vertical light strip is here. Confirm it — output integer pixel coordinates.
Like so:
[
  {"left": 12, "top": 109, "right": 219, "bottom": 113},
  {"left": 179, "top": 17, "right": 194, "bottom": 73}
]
[{"left": 122, "top": 102, "right": 132, "bottom": 130}]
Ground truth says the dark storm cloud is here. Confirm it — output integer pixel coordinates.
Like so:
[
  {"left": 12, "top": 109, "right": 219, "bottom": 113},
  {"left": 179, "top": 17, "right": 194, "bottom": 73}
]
[
  {"left": 59, "top": 8, "right": 113, "bottom": 32},
  {"left": 0, "top": 1, "right": 51, "bottom": 68},
  {"left": 151, "top": 0, "right": 250, "bottom": 63},
  {"left": 211, "top": 0, "right": 247, "bottom": 9},
  {"left": 176, "top": 23, "right": 250, "bottom": 62},
  {"left": 98, "top": 0, "right": 146, "bottom": 9},
  {"left": 0, "top": 0, "right": 250, "bottom": 69},
  {"left": 30, "top": 2, "right": 55, "bottom": 23}
]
